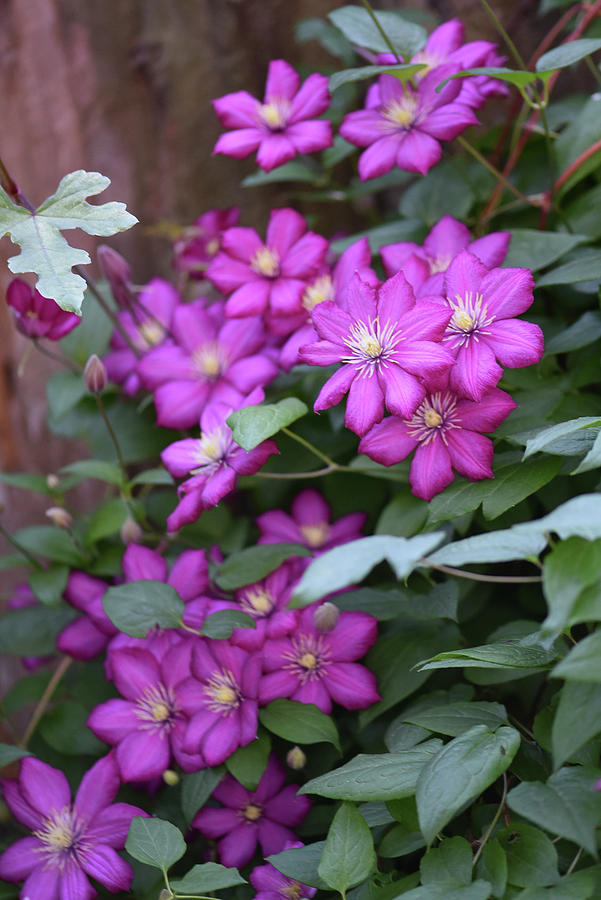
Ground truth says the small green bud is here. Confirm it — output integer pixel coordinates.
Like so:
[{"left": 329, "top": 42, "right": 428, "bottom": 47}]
[
  {"left": 45, "top": 506, "right": 73, "bottom": 530},
  {"left": 313, "top": 601, "right": 339, "bottom": 633},
  {"left": 162, "top": 769, "right": 180, "bottom": 786},
  {"left": 286, "top": 745, "right": 307, "bottom": 770},
  {"left": 84, "top": 354, "right": 107, "bottom": 393}
]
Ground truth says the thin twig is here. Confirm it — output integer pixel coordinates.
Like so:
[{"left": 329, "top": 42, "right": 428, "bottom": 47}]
[
  {"left": 457, "top": 135, "right": 536, "bottom": 206},
  {"left": 360, "top": 0, "right": 403, "bottom": 63},
  {"left": 473, "top": 773, "right": 508, "bottom": 867},
  {"left": 254, "top": 465, "right": 336, "bottom": 480},
  {"left": 0, "top": 522, "right": 43, "bottom": 570},
  {"left": 32, "top": 340, "right": 82, "bottom": 373},
  {"left": 75, "top": 267, "right": 141, "bottom": 356},
  {"left": 421, "top": 558, "right": 542, "bottom": 584},
  {"left": 20, "top": 657, "right": 72, "bottom": 748}
]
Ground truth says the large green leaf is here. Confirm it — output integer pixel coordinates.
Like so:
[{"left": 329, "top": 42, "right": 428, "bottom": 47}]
[
  {"left": 415, "top": 725, "right": 520, "bottom": 844},
  {"left": 0, "top": 171, "right": 137, "bottom": 313},
  {"left": 497, "top": 824, "right": 559, "bottom": 887},
  {"left": 524, "top": 417, "right": 601, "bottom": 458},
  {"left": 475, "top": 839, "right": 507, "bottom": 899},
  {"left": 514, "top": 494, "right": 601, "bottom": 541},
  {"left": 536, "top": 251, "right": 601, "bottom": 287},
  {"left": 289, "top": 533, "right": 444, "bottom": 607},
  {"left": 300, "top": 742, "right": 442, "bottom": 801},
  {"left": 227, "top": 398, "right": 308, "bottom": 451},
  {"left": 259, "top": 699, "right": 341, "bottom": 751},
  {"left": 13, "top": 525, "right": 84, "bottom": 566},
  {"left": 504, "top": 229, "right": 588, "bottom": 270},
  {"left": 200, "top": 610, "right": 256, "bottom": 639},
  {"left": 268, "top": 842, "right": 328, "bottom": 890},
  {"left": 552, "top": 681, "right": 601, "bottom": 768},
  {"left": 125, "top": 816, "right": 186, "bottom": 871},
  {"left": 334, "top": 583, "right": 458, "bottom": 622},
  {"left": 0, "top": 743, "right": 31, "bottom": 769},
  {"left": 102, "top": 580, "right": 184, "bottom": 637},
  {"left": 554, "top": 94, "right": 601, "bottom": 195},
  {"left": 404, "top": 701, "right": 508, "bottom": 737},
  {"left": 417, "top": 637, "right": 558, "bottom": 672},
  {"left": 507, "top": 767, "right": 601, "bottom": 855},
  {"left": 545, "top": 311, "right": 601, "bottom": 355},
  {"left": 536, "top": 38, "right": 601, "bottom": 72},
  {"left": 225, "top": 732, "right": 270, "bottom": 790},
  {"left": 328, "top": 7, "right": 426, "bottom": 57},
  {"left": 420, "top": 836, "right": 473, "bottom": 889},
  {"left": 216, "top": 543, "right": 311, "bottom": 591},
  {"left": 180, "top": 768, "right": 223, "bottom": 825},
  {"left": 552, "top": 630, "right": 601, "bottom": 681},
  {"left": 427, "top": 529, "right": 546, "bottom": 567},
  {"left": 541, "top": 538, "right": 601, "bottom": 639},
  {"left": 29, "top": 565, "right": 69, "bottom": 607},
  {"left": 318, "top": 802, "right": 375, "bottom": 894},
  {"left": 169, "top": 864, "right": 246, "bottom": 894},
  {"left": 0, "top": 603, "right": 75, "bottom": 656},
  {"left": 399, "top": 883, "right": 492, "bottom": 900},
  {"left": 329, "top": 63, "right": 426, "bottom": 92}
]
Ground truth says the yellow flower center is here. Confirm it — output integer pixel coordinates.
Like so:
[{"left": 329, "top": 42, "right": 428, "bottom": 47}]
[
  {"left": 194, "top": 342, "right": 226, "bottom": 379},
  {"left": 138, "top": 320, "right": 165, "bottom": 348},
  {"left": 452, "top": 310, "right": 476, "bottom": 332},
  {"left": 198, "top": 433, "right": 221, "bottom": 461},
  {"left": 44, "top": 821, "right": 73, "bottom": 850},
  {"left": 244, "top": 803, "right": 263, "bottom": 822},
  {"left": 26, "top": 310, "right": 38, "bottom": 319},
  {"left": 204, "top": 669, "right": 241, "bottom": 713},
  {"left": 205, "top": 237, "right": 220, "bottom": 256},
  {"left": 216, "top": 685, "right": 238, "bottom": 705},
  {"left": 251, "top": 246, "right": 280, "bottom": 278},
  {"left": 244, "top": 588, "right": 273, "bottom": 615},
  {"left": 299, "top": 652, "right": 318, "bottom": 670},
  {"left": 286, "top": 884, "right": 304, "bottom": 900},
  {"left": 299, "top": 522, "right": 330, "bottom": 548},
  {"left": 150, "top": 701, "right": 171, "bottom": 722},
  {"left": 382, "top": 97, "right": 417, "bottom": 129},
  {"left": 424, "top": 408, "right": 443, "bottom": 428},
  {"left": 259, "top": 99, "right": 290, "bottom": 130},
  {"left": 302, "top": 275, "right": 334, "bottom": 312}
]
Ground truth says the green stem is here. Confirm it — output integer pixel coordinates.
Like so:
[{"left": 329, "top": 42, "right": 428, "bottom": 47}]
[
  {"left": 472, "top": 773, "right": 508, "bottom": 867},
  {"left": 0, "top": 521, "right": 43, "bottom": 570},
  {"left": 280, "top": 427, "right": 339, "bottom": 468},
  {"left": 32, "top": 339, "right": 82, "bottom": 373},
  {"left": 360, "top": 0, "right": 402, "bottom": 63},
  {"left": 254, "top": 466, "right": 336, "bottom": 480},
  {"left": 584, "top": 54, "right": 601, "bottom": 87},
  {"left": 421, "top": 559, "right": 542, "bottom": 584},
  {"left": 566, "top": 846, "right": 583, "bottom": 875},
  {"left": 456, "top": 135, "right": 535, "bottom": 206},
  {"left": 20, "top": 657, "right": 72, "bottom": 748},
  {"left": 478, "top": 0, "right": 527, "bottom": 69},
  {"left": 95, "top": 394, "right": 128, "bottom": 482},
  {"left": 75, "top": 266, "right": 141, "bottom": 356}
]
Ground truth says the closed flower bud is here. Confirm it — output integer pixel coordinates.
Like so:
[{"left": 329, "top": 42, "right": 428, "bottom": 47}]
[
  {"left": 45, "top": 506, "right": 72, "bottom": 530},
  {"left": 97, "top": 245, "right": 133, "bottom": 308},
  {"left": 313, "top": 601, "right": 339, "bottom": 633},
  {"left": 159, "top": 891, "right": 174, "bottom": 900},
  {"left": 286, "top": 746, "right": 307, "bottom": 770},
  {"left": 162, "top": 769, "right": 180, "bottom": 787},
  {"left": 120, "top": 516, "right": 143, "bottom": 545},
  {"left": 46, "top": 474, "right": 60, "bottom": 490},
  {"left": 84, "top": 354, "right": 107, "bottom": 393}
]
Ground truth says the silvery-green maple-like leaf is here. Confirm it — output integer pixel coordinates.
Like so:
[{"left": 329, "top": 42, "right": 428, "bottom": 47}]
[{"left": 0, "top": 170, "right": 138, "bottom": 314}]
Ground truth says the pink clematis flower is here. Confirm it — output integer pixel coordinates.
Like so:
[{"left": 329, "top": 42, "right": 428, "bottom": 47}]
[
  {"left": 173, "top": 207, "right": 241, "bottom": 277},
  {"left": 439, "top": 250, "right": 544, "bottom": 400},
  {"left": 0, "top": 754, "right": 146, "bottom": 900},
  {"left": 340, "top": 63, "right": 479, "bottom": 180},
  {"left": 103, "top": 277, "right": 180, "bottom": 396},
  {"left": 259, "top": 606, "right": 379, "bottom": 714},
  {"left": 87, "top": 642, "right": 205, "bottom": 780},
  {"left": 206, "top": 208, "right": 329, "bottom": 321},
  {"left": 6, "top": 278, "right": 80, "bottom": 340},
  {"left": 250, "top": 843, "right": 317, "bottom": 900},
  {"left": 359, "top": 377, "right": 517, "bottom": 500},
  {"left": 381, "top": 214, "right": 510, "bottom": 296},
  {"left": 213, "top": 60, "right": 332, "bottom": 171},
  {"left": 137, "top": 298, "right": 278, "bottom": 429},
  {"left": 192, "top": 754, "right": 311, "bottom": 867},
  {"left": 300, "top": 271, "right": 454, "bottom": 436},
  {"left": 176, "top": 639, "right": 261, "bottom": 766},
  {"left": 161, "top": 389, "right": 279, "bottom": 532}
]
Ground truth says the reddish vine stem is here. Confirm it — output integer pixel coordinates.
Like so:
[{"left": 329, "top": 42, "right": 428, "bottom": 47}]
[{"left": 553, "top": 136, "right": 601, "bottom": 192}]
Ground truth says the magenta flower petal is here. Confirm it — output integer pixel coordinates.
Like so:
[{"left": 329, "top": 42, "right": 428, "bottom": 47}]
[
  {"left": 358, "top": 136, "right": 401, "bottom": 180},
  {"left": 313, "top": 365, "right": 356, "bottom": 411},
  {"left": 219, "top": 823, "right": 259, "bottom": 868},
  {"left": 410, "top": 438, "right": 454, "bottom": 501},
  {"left": 167, "top": 484, "right": 207, "bottom": 533},
  {"left": 483, "top": 318, "right": 544, "bottom": 368},
  {"left": 454, "top": 388, "right": 517, "bottom": 432},
  {"left": 468, "top": 232, "right": 510, "bottom": 268},
  {"left": 122, "top": 544, "right": 168, "bottom": 583},
  {"left": 0, "top": 836, "right": 41, "bottom": 880},
  {"left": 306, "top": 301, "right": 353, "bottom": 343},
  {"left": 58, "top": 865, "right": 95, "bottom": 900},
  {"left": 112, "top": 649, "right": 161, "bottom": 701},
  {"left": 57, "top": 616, "right": 109, "bottom": 660},
  {"left": 258, "top": 820, "right": 298, "bottom": 858},
  {"left": 450, "top": 340, "right": 503, "bottom": 401},
  {"left": 263, "top": 785, "right": 312, "bottom": 826},
  {"left": 288, "top": 119, "right": 332, "bottom": 154},
  {"left": 193, "top": 807, "right": 240, "bottom": 836},
  {"left": 395, "top": 129, "right": 442, "bottom": 175},
  {"left": 394, "top": 340, "right": 454, "bottom": 377},
  {"left": 259, "top": 670, "right": 299, "bottom": 704},
  {"left": 2, "top": 780, "right": 42, "bottom": 830},
  {"left": 22, "top": 866, "right": 60, "bottom": 900},
  {"left": 397, "top": 301, "right": 451, "bottom": 343},
  {"left": 203, "top": 715, "right": 247, "bottom": 766},
  {"left": 345, "top": 372, "right": 385, "bottom": 435},
  {"left": 381, "top": 366, "right": 425, "bottom": 419},
  {"left": 257, "top": 511, "right": 302, "bottom": 544},
  {"left": 377, "top": 271, "right": 416, "bottom": 321},
  {"left": 288, "top": 73, "right": 330, "bottom": 121},
  {"left": 213, "top": 91, "right": 261, "bottom": 128},
  {"left": 266, "top": 209, "right": 307, "bottom": 257},
  {"left": 80, "top": 845, "right": 133, "bottom": 893},
  {"left": 266, "top": 59, "right": 300, "bottom": 101},
  {"left": 168, "top": 549, "right": 208, "bottom": 601},
  {"left": 422, "top": 102, "right": 479, "bottom": 140},
  {"left": 201, "top": 464, "right": 238, "bottom": 507},
  {"left": 74, "top": 754, "right": 120, "bottom": 818},
  {"left": 228, "top": 440, "right": 278, "bottom": 475},
  {"left": 446, "top": 429, "right": 494, "bottom": 480},
  {"left": 359, "top": 417, "right": 416, "bottom": 466},
  {"left": 87, "top": 699, "right": 138, "bottom": 743},
  {"left": 19, "top": 758, "right": 71, "bottom": 819},
  {"left": 214, "top": 129, "right": 263, "bottom": 159},
  {"left": 326, "top": 612, "right": 379, "bottom": 661},
  {"left": 257, "top": 133, "right": 297, "bottom": 171},
  {"left": 86, "top": 803, "right": 148, "bottom": 847},
  {"left": 226, "top": 280, "right": 271, "bottom": 317},
  {"left": 281, "top": 233, "right": 329, "bottom": 280},
  {"left": 269, "top": 278, "right": 305, "bottom": 315},
  {"left": 325, "top": 662, "right": 380, "bottom": 709},
  {"left": 299, "top": 339, "right": 345, "bottom": 366},
  {"left": 137, "top": 345, "right": 193, "bottom": 391},
  {"left": 116, "top": 729, "right": 171, "bottom": 782},
  {"left": 340, "top": 109, "right": 388, "bottom": 147},
  {"left": 292, "top": 679, "right": 332, "bottom": 713}
]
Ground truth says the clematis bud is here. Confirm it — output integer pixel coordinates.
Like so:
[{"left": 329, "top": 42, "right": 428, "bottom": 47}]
[
  {"left": 286, "top": 746, "right": 307, "bottom": 770},
  {"left": 162, "top": 769, "right": 180, "bottom": 786},
  {"left": 120, "top": 517, "right": 143, "bottom": 545},
  {"left": 84, "top": 354, "right": 107, "bottom": 393},
  {"left": 313, "top": 601, "right": 339, "bottom": 633},
  {"left": 46, "top": 474, "right": 60, "bottom": 490},
  {"left": 45, "top": 506, "right": 72, "bottom": 530},
  {"left": 97, "top": 245, "right": 134, "bottom": 308},
  {"left": 158, "top": 891, "right": 174, "bottom": 900}
]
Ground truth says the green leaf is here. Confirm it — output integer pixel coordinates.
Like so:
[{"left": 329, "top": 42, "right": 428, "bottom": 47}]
[
  {"left": 46, "top": 371, "right": 88, "bottom": 422},
  {"left": 545, "top": 311, "right": 601, "bottom": 355},
  {"left": 552, "top": 681, "right": 601, "bottom": 768},
  {"left": 524, "top": 417, "right": 601, "bottom": 458},
  {"left": 507, "top": 767, "right": 601, "bottom": 856},
  {"left": 416, "top": 725, "right": 520, "bottom": 845},
  {"left": 242, "top": 160, "right": 320, "bottom": 186},
  {"left": 376, "top": 493, "right": 429, "bottom": 538},
  {"left": 60, "top": 282, "right": 114, "bottom": 363},
  {"left": 200, "top": 610, "right": 256, "bottom": 639},
  {"left": 379, "top": 823, "right": 425, "bottom": 858},
  {"left": 259, "top": 699, "right": 341, "bottom": 751},
  {"left": 417, "top": 638, "right": 558, "bottom": 672},
  {"left": 225, "top": 733, "right": 270, "bottom": 790},
  {"left": 29, "top": 564, "right": 69, "bottom": 606},
  {"left": 514, "top": 868, "right": 601, "bottom": 899},
  {"left": 289, "top": 533, "right": 444, "bottom": 607},
  {"left": 437, "top": 66, "right": 553, "bottom": 91},
  {"left": 329, "top": 63, "right": 426, "bottom": 92},
  {"left": 334, "top": 583, "right": 458, "bottom": 622},
  {"left": 504, "top": 229, "right": 588, "bottom": 271},
  {"left": 300, "top": 743, "right": 442, "bottom": 801},
  {"left": 555, "top": 95, "right": 601, "bottom": 196},
  {"left": 475, "top": 839, "right": 507, "bottom": 899},
  {"left": 169, "top": 863, "right": 246, "bottom": 893},
  {"left": 536, "top": 251, "right": 601, "bottom": 287},
  {"left": 268, "top": 842, "right": 328, "bottom": 890},
  {"left": 102, "top": 580, "right": 184, "bottom": 637},
  {"left": 541, "top": 538, "right": 601, "bottom": 639},
  {"left": 180, "top": 768, "right": 223, "bottom": 825},
  {"left": 0, "top": 743, "right": 31, "bottom": 769},
  {"left": 0, "top": 170, "right": 137, "bottom": 314},
  {"left": 86, "top": 497, "right": 128, "bottom": 544},
  {"left": 328, "top": 7, "right": 427, "bottom": 58},
  {"left": 318, "top": 802, "right": 375, "bottom": 894},
  {"left": 536, "top": 37, "right": 601, "bottom": 71},
  {"left": 399, "top": 160, "right": 475, "bottom": 225},
  {"left": 497, "top": 824, "right": 559, "bottom": 887},
  {"left": 130, "top": 467, "right": 174, "bottom": 486},
  {"left": 0, "top": 472, "right": 53, "bottom": 494},
  {"left": 420, "top": 836, "right": 472, "bottom": 888},
  {"left": 404, "top": 701, "right": 508, "bottom": 737},
  {"left": 215, "top": 543, "right": 312, "bottom": 591},
  {"left": 0, "top": 603, "right": 75, "bottom": 656},
  {"left": 0, "top": 553, "right": 26, "bottom": 572},
  {"left": 322, "top": 136, "right": 356, "bottom": 168},
  {"left": 60, "top": 459, "right": 123, "bottom": 485},
  {"left": 13, "top": 525, "right": 83, "bottom": 566},
  {"left": 552, "top": 630, "right": 601, "bottom": 681},
  {"left": 427, "top": 529, "right": 546, "bottom": 567},
  {"left": 514, "top": 493, "right": 601, "bottom": 541},
  {"left": 227, "top": 398, "right": 307, "bottom": 451},
  {"left": 125, "top": 816, "right": 186, "bottom": 871},
  {"left": 399, "top": 883, "right": 491, "bottom": 900},
  {"left": 39, "top": 701, "right": 105, "bottom": 756}
]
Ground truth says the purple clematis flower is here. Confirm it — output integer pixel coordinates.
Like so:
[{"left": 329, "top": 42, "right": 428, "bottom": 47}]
[
  {"left": 176, "top": 639, "right": 261, "bottom": 766},
  {"left": 173, "top": 207, "right": 240, "bottom": 278},
  {"left": 57, "top": 571, "right": 117, "bottom": 661},
  {"left": 439, "top": 250, "right": 544, "bottom": 400},
  {"left": 6, "top": 278, "right": 80, "bottom": 340},
  {"left": 359, "top": 377, "right": 517, "bottom": 500},
  {"left": 300, "top": 271, "right": 454, "bottom": 436},
  {"left": 213, "top": 60, "right": 332, "bottom": 171},
  {"left": 380, "top": 214, "right": 510, "bottom": 296},
  {"left": 0, "top": 754, "right": 146, "bottom": 900},
  {"left": 103, "top": 278, "right": 180, "bottom": 396},
  {"left": 206, "top": 208, "right": 329, "bottom": 321},
  {"left": 192, "top": 754, "right": 311, "bottom": 867},
  {"left": 87, "top": 642, "right": 204, "bottom": 780},
  {"left": 257, "top": 489, "right": 366, "bottom": 561},
  {"left": 161, "top": 389, "right": 279, "bottom": 532},
  {"left": 250, "top": 843, "right": 317, "bottom": 900},
  {"left": 340, "top": 63, "right": 479, "bottom": 180},
  {"left": 137, "top": 298, "right": 278, "bottom": 429},
  {"left": 259, "top": 606, "right": 379, "bottom": 714}
]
